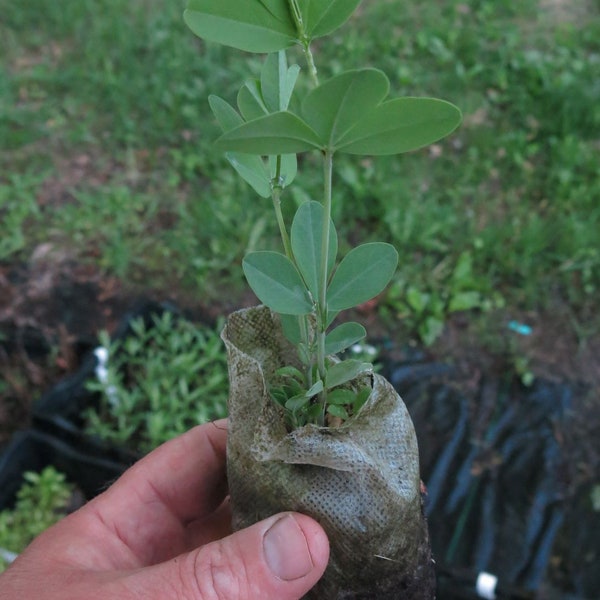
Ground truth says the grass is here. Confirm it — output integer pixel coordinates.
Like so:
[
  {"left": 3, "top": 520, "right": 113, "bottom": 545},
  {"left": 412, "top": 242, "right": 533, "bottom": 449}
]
[{"left": 1, "top": 0, "right": 599, "bottom": 344}]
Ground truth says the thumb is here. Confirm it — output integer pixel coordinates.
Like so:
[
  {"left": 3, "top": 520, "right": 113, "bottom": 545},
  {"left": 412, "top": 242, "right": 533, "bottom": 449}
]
[{"left": 120, "top": 512, "right": 330, "bottom": 600}]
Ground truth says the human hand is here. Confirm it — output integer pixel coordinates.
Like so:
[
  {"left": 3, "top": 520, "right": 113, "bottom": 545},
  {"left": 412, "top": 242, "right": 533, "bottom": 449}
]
[{"left": 0, "top": 420, "right": 329, "bottom": 599}]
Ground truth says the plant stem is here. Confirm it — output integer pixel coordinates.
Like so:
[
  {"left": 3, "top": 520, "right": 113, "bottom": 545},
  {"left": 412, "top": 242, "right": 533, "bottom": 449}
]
[
  {"left": 302, "top": 41, "right": 319, "bottom": 88},
  {"left": 272, "top": 157, "right": 293, "bottom": 260},
  {"left": 272, "top": 155, "right": 313, "bottom": 387},
  {"left": 316, "top": 151, "right": 334, "bottom": 398},
  {"left": 287, "top": 0, "right": 319, "bottom": 87}
]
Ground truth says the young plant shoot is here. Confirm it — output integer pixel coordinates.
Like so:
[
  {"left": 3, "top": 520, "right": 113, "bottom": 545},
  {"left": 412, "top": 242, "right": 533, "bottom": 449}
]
[{"left": 185, "top": 0, "right": 461, "bottom": 428}]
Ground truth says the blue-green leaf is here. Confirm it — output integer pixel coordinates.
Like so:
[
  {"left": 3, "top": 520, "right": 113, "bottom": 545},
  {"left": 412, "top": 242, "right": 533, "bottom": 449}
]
[
  {"left": 282, "top": 64, "right": 301, "bottom": 110},
  {"left": 325, "top": 359, "right": 371, "bottom": 388},
  {"left": 209, "top": 94, "right": 245, "bottom": 131},
  {"left": 243, "top": 251, "right": 313, "bottom": 314},
  {"left": 209, "top": 95, "right": 272, "bottom": 196},
  {"left": 326, "top": 388, "right": 355, "bottom": 405},
  {"left": 261, "top": 51, "right": 300, "bottom": 112},
  {"left": 225, "top": 153, "right": 271, "bottom": 197},
  {"left": 336, "top": 97, "right": 462, "bottom": 155},
  {"left": 325, "top": 322, "right": 366, "bottom": 355},
  {"left": 209, "top": 95, "right": 270, "bottom": 195},
  {"left": 306, "top": 379, "right": 324, "bottom": 396},
  {"left": 291, "top": 201, "right": 338, "bottom": 298},
  {"left": 268, "top": 154, "right": 297, "bottom": 187},
  {"left": 299, "top": 0, "right": 363, "bottom": 38},
  {"left": 285, "top": 395, "right": 311, "bottom": 411},
  {"left": 327, "top": 404, "right": 349, "bottom": 420},
  {"left": 216, "top": 111, "right": 322, "bottom": 155},
  {"left": 327, "top": 243, "right": 398, "bottom": 311},
  {"left": 237, "top": 80, "right": 269, "bottom": 121},
  {"left": 279, "top": 313, "right": 302, "bottom": 344},
  {"left": 184, "top": 0, "right": 296, "bottom": 53},
  {"left": 185, "top": 0, "right": 362, "bottom": 53},
  {"left": 301, "top": 69, "right": 389, "bottom": 149}
]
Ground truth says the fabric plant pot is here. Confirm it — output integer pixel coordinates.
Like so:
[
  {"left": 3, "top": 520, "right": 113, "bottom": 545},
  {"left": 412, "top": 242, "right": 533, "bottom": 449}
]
[{"left": 222, "top": 305, "right": 435, "bottom": 599}]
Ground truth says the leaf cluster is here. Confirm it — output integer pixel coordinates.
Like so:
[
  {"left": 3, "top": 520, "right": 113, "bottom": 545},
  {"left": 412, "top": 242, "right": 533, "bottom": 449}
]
[
  {"left": 271, "top": 362, "right": 371, "bottom": 428},
  {"left": 215, "top": 68, "right": 461, "bottom": 157},
  {"left": 0, "top": 467, "right": 73, "bottom": 573},
  {"left": 86, "top": 312, "right": 228, "bottom": 454},
  {"left": 185, "top": 0, "right": 461, "bottom": 428},
  {"left": 184, "top": 0, "right": 362, "bottom": 53}
]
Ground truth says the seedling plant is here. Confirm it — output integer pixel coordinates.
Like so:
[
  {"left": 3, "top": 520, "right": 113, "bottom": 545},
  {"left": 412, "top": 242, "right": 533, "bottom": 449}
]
[
  {"left": 184, "top": 0, "right": 461, "bottom": 428},
  {"left": 0, "top": 467, "right": 74, "bottom": 573},
  {"left": 86, "top": 312, "right": 229, "bottom": 453}
]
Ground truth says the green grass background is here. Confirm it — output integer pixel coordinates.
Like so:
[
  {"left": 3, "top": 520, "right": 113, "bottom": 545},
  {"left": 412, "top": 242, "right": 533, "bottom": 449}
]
[{"left": 1, "top": 0, "right": 599, "bottom": 347}]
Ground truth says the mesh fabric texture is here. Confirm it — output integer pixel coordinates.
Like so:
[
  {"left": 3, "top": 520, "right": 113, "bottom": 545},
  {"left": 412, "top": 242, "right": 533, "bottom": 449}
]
[{"left": 222, "top": 306, "right": 435, "bottom": 599}]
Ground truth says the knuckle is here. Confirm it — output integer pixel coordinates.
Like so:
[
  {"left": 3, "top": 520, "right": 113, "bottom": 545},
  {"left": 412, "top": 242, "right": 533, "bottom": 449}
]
[{"left": 180, "top": 544, "right": 251, "bottom": 600}]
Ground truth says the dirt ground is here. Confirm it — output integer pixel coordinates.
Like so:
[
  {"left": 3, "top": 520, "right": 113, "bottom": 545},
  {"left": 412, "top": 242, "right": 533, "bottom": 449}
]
[
  {"left": 0, "top": 242, "right": 598, "bottom": 598},
  {"left": 2, "top": 244, "right": 597, "bottom": 478}
]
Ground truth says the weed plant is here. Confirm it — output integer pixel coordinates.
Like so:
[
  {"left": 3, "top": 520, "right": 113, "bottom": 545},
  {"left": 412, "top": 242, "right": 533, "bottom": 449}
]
[
  {"left": 85, "top": 312, "right": 228, "bottom": 454},
  {"left": 1, "top": 0, "right": 599, "bottom": 345},
  {"left": 0, "top": 467, "right": 73, "bottom": 573}
]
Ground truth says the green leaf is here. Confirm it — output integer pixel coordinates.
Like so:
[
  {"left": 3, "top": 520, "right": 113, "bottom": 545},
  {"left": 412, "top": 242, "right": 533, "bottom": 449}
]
[
  {"left": 184, "top": 0, "right": 362, "bottom": 53},
  {"left": 209, "top": 94, "right": 244, "bottom": 131},
  {"left": 451, "top": 251, "right": 475, "bottom": 287},
  {"left": 216, "top": 111, "right": 322, "bottom": 155},
  {"left": 406, "top": 286, "right": 428, "bottom": 313},
  {"left": 326, "top": 404, "right": 349, "bottom": 420},
  {"left": 257, "top": 0, "right": 291, "bottom": 23},
  {"left": 325, "top": 359, "right": 371, "bottom": 388},
  {"left": 268, "top": 154, "right": 297, "bottom": 187},
  {"left": 299, "top": 0, "right": 363, "bottom": 38},
  {"left": 282, "top": 64, "right": 301, "bottom": 110},
  {"left": 326, "top": 388, "right": 355, "bottom": 405},
  {"left": 306, "top": 379, "right": 324, "bottom": 397},
  {"left": 224, "top": 153, "right": 271, "bottom": 197},
  {"left": 279, "top": 314, "right": 302, "bottom": 345},
  {"left": 285, "top": 394, "right": 311, "bottom": 411},
  {"left": 327, "top": 243, "right": 398, "bottom": 311},
  {"left": 276, "top": 365, "right": 306, "bottom": 383},
  {"left": 448, "top": 291, "right": 482, "bottom": 312},
  {"left": 301, "top": 69, "right": 389, "bottom": 149},
  {"left": 336, "top": 97, "right": 462, "bottom": 155},
  {"left": 209, "top": 95, "right": 271, "bottom": 196},
  {"left": 184, "top": 0, "right": 296, "bottom": 53},
  {"left": 237, "top": 80, "right": 269, "bottom": 121},
  {"left": 291, "top": 201, "right": 338, "bottom": 298},
  {"left": 420, "top": 316, "right": 444, "bottom": 346},
  {"left": 324, "top": 322, "right": 366, "bottom": 355},
  {"left": 353, "top": 386, "right": 371, "bottom": 413},
  {"left": 243, "top": 251, "right": 313, "bottom": 314},
  {"left": 261, "top": 51, "right": 300, "bottom": 112}
]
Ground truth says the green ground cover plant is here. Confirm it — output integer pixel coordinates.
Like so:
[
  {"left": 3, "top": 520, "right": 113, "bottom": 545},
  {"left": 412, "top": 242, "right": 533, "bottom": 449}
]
[
  {"left": 1, "top": 0, "right": 598, "bottom": 346},
  {"left": 0, "top": 466, "right": 74, "bottom": 573},
  {"left": 85, "top": 312, "right": 228, "bottom": 454}
]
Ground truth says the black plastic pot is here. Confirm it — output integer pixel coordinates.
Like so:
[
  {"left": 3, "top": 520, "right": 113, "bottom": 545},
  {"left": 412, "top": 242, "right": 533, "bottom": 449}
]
[
  {"left": 387, "top": 358, "right": 597, "bottom": 600},
  {"left": 0, "top": 428, "right": 125, "bottom": 510},
  {"left": 31, "top": 300, "right": 178, "bottom": 468}
]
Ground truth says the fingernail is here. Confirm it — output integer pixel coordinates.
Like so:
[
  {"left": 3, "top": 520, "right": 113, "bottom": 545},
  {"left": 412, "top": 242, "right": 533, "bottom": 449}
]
[{"left": 263, "top": 514, "right": 314, "bottom": 581}]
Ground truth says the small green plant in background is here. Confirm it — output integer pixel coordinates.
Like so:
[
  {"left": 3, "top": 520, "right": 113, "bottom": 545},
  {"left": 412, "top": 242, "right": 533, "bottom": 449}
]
[
  {"left": 0, "top": 171, "right": 44, "bottom": 260},
  {"left": 184, "top": 0, "right": 462, "bottom": 427},
  {"left": 0, "top": 466, "right": 74, "bottom": 573},
  {"left": 389, "top": 250, "right": 505, "bottom": 346},
  {"left": 86, "top": 312, "right": 228, "bottom": 454}
]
